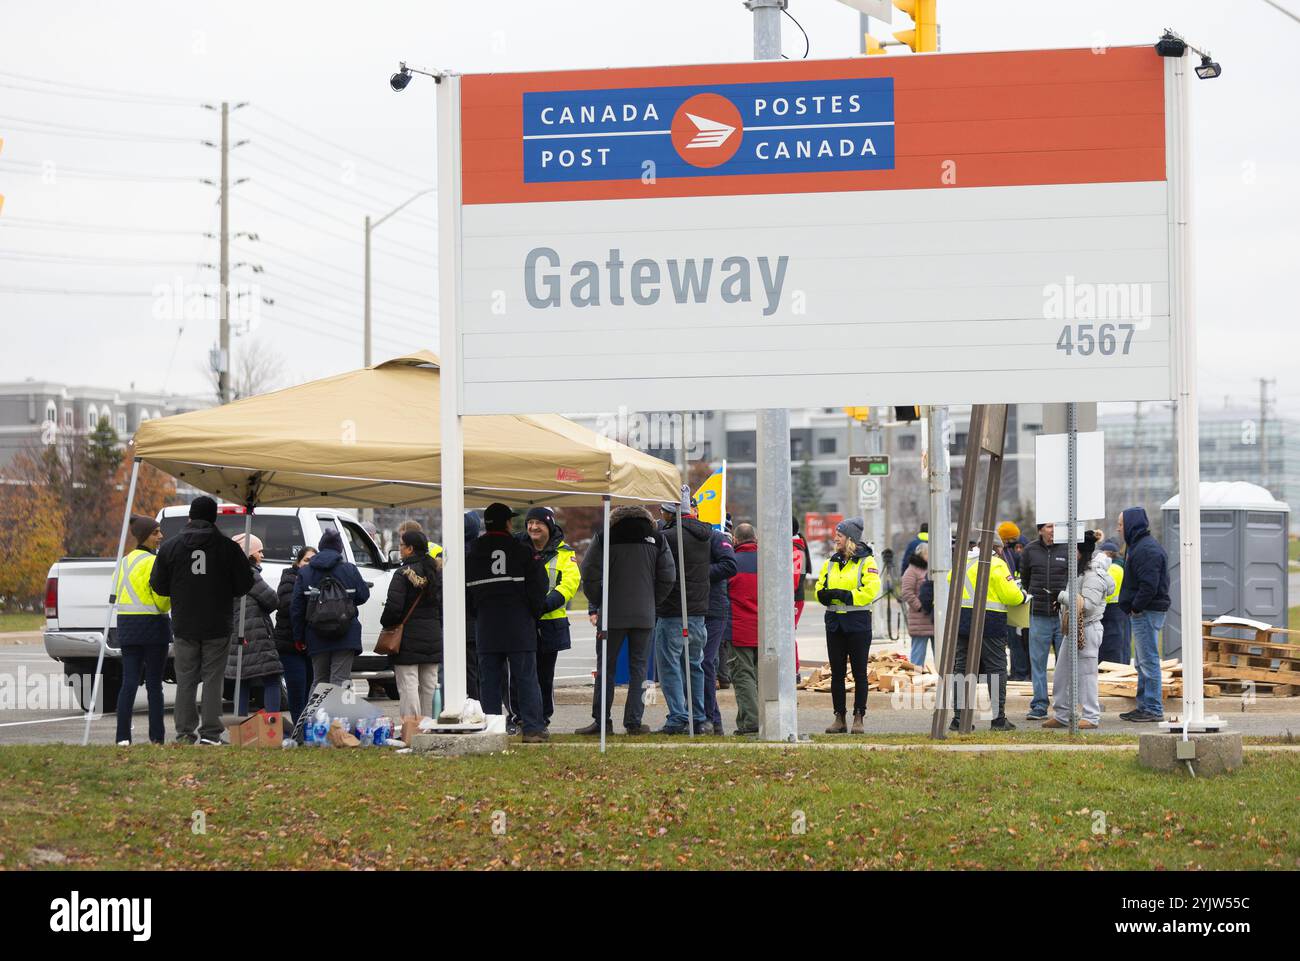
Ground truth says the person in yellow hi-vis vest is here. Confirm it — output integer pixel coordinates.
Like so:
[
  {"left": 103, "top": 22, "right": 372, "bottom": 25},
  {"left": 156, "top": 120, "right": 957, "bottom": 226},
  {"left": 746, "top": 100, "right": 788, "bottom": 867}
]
[
  {"left": 1097, "top": 539, "right": 1130, "bottom": 664},
  {"left": 113, "top": 515, "right": 172, "bottom": 745},
  {"left": 516, "top": 506, "right": 580, "bottom": 727},
  {"left": 946, "top": 540, "right": 1028, "bottom": 731},
  {"left": 815, "top": 517, "right": 882, "bottom": 734}
]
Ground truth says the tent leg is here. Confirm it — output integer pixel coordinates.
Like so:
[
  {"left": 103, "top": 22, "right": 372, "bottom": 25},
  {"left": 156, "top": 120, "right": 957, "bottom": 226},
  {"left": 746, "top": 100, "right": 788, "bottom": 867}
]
[
  {"left": 83, "top": 458, "right": 140, "bottom": 746},
  {"left": 232, "top": 508, "right": 253, "bottom": 724},
  {"left": 599, "top": 495, "right": 611, "bottom": 755}
]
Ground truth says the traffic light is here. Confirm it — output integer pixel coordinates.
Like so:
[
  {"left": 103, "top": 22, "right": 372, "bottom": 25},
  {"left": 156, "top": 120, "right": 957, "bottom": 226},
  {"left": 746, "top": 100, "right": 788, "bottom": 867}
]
[
  {"left": 893, "top": 0, "right": 938, "bottom": 53},
  {"left": 863, "top": 33, "right": 886, "bottom": 55},
  {"left": 843, "top": 406, "right": 871, "bottom": 422},
  {"left": 894, "top": 405, "right": 921, "bottom": 422}
]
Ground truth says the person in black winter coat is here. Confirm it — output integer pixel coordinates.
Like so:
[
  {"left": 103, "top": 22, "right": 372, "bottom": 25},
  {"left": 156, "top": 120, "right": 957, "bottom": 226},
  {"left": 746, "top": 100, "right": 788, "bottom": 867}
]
[
  {"left": 149, "top": 495, "right": 255, "bottom": 744},
  {"left": 381, "top": 529, "right": 444, "bottom": 719},
  {"left": 274, "top": 546, "right": 315, "bottom": 727},
  {"left": 1116, "top": 507, "right": 1171, "bottom": 721},
  {"left": 578, "top": 504, "right": 676, "bottom": 734},
  {"left": 467, "top": 503, "right": 549, "bottom": 741},
  {"left": 225, "top": 533, "right": 282, "bottom": 716},
  {"left": 1019, "top": 522, "right": 1070, "bottom": 720},
  {"left": 290, "top": 529, "right": 371, "bottom": 688}
]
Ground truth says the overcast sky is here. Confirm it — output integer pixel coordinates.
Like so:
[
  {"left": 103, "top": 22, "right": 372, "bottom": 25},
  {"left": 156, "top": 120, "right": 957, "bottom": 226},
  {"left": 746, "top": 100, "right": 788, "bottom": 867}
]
[{"left": 1, "top": 0, "right": 1297, "bottom": 416}]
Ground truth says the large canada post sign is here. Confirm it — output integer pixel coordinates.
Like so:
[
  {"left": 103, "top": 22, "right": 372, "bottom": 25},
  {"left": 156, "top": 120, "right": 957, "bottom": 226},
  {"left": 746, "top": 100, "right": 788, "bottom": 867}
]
[{"left": 442, "top": 47, "right": 1181, "bottom": 415}]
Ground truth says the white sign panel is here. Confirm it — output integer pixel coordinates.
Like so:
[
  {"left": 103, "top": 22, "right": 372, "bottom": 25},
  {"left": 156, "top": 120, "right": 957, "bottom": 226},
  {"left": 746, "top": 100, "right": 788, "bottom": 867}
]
[
  {"left": 448, "top": 47, "right": 1180, "bottom": 416},
  {"left": 1035, "top": 431, "right": 1107, "bottom": 525}
]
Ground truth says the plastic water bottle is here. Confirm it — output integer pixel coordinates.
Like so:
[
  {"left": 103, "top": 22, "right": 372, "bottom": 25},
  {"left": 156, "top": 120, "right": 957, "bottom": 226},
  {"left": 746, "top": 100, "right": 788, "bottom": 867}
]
[
  {"left": 372, "top": 718, "right": 390, "bottom": 747},
  {"left": 311, "top": 708, "right": 329, "bottom": 746},
  {"left": 354, "top": 717, "right": 371, "bottom": 746}
]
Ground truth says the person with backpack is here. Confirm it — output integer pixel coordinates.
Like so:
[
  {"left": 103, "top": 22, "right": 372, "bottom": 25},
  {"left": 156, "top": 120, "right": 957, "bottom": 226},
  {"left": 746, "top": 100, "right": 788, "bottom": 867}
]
[
  {"left": 381, "top": 529, "right": 443, "bottom": 720},
  {"left": 900, "top": 542, "right": 934, "bottom": 669},
  {"left": 273, "top": 546, "right": 315, "bottom": 728},
  {"left": 290, "top": 529, "right": 371, "bottom": 688},
  {"left": 225, "top": 533, "right": 283, "bottom": 716},
  {"left": 149, "top": 495, "right": 255, "bottom": 745}
]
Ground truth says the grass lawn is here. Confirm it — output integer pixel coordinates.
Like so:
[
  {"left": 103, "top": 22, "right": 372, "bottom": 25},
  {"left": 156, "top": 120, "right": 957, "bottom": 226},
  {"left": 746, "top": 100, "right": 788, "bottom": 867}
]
[
  {"left": 1291, "top": 606, "right": 1299, "bottom": 631},
  {"left": 1289, "top": 537, "right": 1299, "bottom": 564},
  {"left": 0, "top": 612, "right": 43, "bottom": 633},
  {"left": 1, "top": 744, "right": 1297, "bottom": 870}
]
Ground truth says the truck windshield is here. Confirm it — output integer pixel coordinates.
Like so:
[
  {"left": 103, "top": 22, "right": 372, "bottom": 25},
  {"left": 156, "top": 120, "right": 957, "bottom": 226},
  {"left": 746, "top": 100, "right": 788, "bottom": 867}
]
[{"left": 159, "top": 514, "right": 306, "bottom": 563}]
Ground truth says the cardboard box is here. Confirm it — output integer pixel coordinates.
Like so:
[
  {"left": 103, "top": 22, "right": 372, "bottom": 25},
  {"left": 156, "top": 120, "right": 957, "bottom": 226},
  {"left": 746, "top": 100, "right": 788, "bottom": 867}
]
[{"left": 227, "top": 710, "right": 283, "bottom": 748}]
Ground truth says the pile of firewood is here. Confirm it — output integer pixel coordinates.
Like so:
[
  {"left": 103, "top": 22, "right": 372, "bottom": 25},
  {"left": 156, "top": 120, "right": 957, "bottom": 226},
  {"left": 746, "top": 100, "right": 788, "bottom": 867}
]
[{"left": 798, "top": 652, "right": 935, "bottom": 694}]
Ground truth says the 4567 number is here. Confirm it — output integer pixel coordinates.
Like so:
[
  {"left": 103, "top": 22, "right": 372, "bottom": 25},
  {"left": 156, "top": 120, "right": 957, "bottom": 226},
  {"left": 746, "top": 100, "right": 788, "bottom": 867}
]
[{"left": 1056, "top": 323, "right": 1136, "bottom": 356}]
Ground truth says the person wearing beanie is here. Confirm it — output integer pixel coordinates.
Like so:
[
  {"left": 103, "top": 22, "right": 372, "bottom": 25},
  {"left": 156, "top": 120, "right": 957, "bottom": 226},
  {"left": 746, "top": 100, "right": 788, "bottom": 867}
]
[
  {"left": 113, "top": 514, "right": 171, "bottom": 745},
  {"left": 149, "top": 496, "right": 255, "bottom": 744},
  {"left": 513, "top": 506, "right": 581, "bottom": 727},
  {"left": 290, "top": 523, "right": 371, "bottom": 689},
  {"left": 225, "top": 532, "right": 283, "bottom": 718},
  {"left": 814, "top": 516, "right": 882, "bottom": 734},
  {"left": 467, "top": 502, "right": 549, "bottom": 741},
  {"left": 1044, "top": 531, "right": 1112, "bottom": 730}
]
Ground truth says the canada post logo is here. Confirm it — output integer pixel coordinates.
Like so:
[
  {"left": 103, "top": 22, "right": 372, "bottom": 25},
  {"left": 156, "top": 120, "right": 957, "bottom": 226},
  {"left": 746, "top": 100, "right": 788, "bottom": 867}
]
[{"left": 522, "top": 77, "right": 894, "bottom": 184}]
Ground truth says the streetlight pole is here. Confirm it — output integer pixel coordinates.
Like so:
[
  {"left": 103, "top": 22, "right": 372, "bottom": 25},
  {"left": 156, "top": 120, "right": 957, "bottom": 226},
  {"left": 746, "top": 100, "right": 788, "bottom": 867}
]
[{"left": 364, "top": 187, "right": 436, "bottom": 366}]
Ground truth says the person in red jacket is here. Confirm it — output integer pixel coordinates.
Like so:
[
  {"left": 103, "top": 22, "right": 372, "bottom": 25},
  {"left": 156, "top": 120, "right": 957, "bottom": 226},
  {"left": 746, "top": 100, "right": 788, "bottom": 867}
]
[{"left": 726, "top": 522, "right": 800, "bottom": 734}]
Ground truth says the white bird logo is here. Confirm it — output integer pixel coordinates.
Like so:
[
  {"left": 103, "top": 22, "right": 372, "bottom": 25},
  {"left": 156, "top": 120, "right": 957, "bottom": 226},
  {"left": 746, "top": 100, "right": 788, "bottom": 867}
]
[{"left": 684, "top": 112, "right": 737, "bottom": 149}]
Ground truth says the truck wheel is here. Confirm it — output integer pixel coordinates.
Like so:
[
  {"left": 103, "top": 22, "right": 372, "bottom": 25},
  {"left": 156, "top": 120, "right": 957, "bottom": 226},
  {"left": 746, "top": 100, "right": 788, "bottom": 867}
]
[{"left": 67, "top": 660, "right": 123, "bottom": 713}]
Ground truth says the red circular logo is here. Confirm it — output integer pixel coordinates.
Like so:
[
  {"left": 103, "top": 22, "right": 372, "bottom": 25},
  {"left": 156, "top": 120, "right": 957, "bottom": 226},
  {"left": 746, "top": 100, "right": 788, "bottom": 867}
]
[{"left": 670, "top": 93, "right": 744, "bottom": 168}]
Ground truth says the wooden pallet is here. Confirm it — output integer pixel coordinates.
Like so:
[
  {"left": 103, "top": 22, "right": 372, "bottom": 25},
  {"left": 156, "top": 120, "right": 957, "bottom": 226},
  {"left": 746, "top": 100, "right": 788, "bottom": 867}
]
[{"left": 1207, "top": 678, "right": 1297, "bottom": 698}]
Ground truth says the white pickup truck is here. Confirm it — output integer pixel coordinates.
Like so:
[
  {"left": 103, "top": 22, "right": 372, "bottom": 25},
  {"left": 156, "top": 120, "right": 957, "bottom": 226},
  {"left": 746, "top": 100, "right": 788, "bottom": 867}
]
[{"left": 44, "top": 504, "right": 401, "bottom": 710}]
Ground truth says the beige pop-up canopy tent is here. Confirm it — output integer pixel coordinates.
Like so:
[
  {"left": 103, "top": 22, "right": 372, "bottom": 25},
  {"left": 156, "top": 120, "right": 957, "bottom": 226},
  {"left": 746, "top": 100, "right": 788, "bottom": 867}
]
[
  {"left": 132, "top": 350, "right": 680, "bottom": 509},
  {"left": 82, "top": 351, "right": 685, "bottom": 746}
]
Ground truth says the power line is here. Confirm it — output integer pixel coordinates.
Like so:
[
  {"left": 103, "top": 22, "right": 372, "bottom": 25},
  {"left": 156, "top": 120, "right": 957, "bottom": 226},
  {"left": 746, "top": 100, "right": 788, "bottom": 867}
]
[
  {"left": 236, "top": 151, "right": 438, "bottom": 229},
  {"left": 245, "top": 105, "right": 431, "bottom": 191},
  {"left": 0, "top": 158, "right": 203, "bottom": 184},
  {"left": 243, "top": 137, "right": 439, "bottom": 212},
  {"left": 247, "top": 239, "right": 435, "bottom": 300},
  {"left": 0, "top": 216, "right": 205, "bottom": 237},
  {"left": 1260, "top": 0, "right": 1300, "bottom": 26},
  {"left": 233, "top": 244, "right": 433, "bottom": 314},
  {"left": 237, "top": 194, "right": 437, "bottom": 269},
  {"left": 0, "top": 250, "right": 201, "bottom": 268},
  {"left": 0, "top": 69, "right": 199, "bottom": 106},
  {"left": 0, "top": 113, "right": 203, "bottom": 144},
  {"left": 257, "top": 279, "right": 430, "bottom": 334},
  {"left": 0, "top": 284, "right": 156, "bottom": 297}
]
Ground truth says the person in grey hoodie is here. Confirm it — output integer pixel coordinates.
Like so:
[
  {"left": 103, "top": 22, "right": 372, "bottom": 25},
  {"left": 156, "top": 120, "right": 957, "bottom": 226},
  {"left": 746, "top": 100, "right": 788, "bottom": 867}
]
[
  {"left": 577, "top": 504, "right": 676, "bottom": 734},
  {"left": 1045, "top": 533, "right": 1113, "bottom": 730}
]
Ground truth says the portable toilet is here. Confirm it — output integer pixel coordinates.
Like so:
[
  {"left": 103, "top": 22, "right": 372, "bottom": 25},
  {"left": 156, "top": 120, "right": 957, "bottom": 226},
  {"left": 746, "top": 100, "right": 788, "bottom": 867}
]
[{"left": 1160, "top": 482, "right": 1291, "bottom": 657}]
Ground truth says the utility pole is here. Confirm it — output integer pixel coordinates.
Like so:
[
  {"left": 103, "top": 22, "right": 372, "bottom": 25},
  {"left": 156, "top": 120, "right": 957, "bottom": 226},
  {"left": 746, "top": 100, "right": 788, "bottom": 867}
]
[
  {"left": 747, "top": 0, "right": 797, "bottom": 743},
  {"left": 218, "top": 101, "right": 230, "bottom": 405},
  {"left": 926, "top": 405, "right": 952, "bottom": 659},
  {"left": 1132, "top": 401, "right": 1143, "bottom": 508}
]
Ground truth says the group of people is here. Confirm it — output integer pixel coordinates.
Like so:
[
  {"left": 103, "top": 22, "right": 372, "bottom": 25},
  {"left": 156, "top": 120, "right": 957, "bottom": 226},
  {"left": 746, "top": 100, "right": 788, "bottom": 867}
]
[
  {"left": 894, "top": 505, "right": 1171, "bottom": 731},
  {"left": 108, "top": 491, "right": 1170, "bottom": 744}
]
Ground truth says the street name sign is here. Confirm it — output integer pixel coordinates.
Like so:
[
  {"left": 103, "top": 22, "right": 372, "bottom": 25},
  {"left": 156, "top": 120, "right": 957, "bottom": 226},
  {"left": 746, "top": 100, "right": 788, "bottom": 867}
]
[{"left": 849, "top": 455, "right": 890, "bottom": 477}]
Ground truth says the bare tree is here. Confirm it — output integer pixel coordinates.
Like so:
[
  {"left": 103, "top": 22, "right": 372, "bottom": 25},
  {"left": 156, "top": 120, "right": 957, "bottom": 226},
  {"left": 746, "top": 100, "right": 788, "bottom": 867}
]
[{"left": 203, "top": 337, "right": 287, "bottom": 403}]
